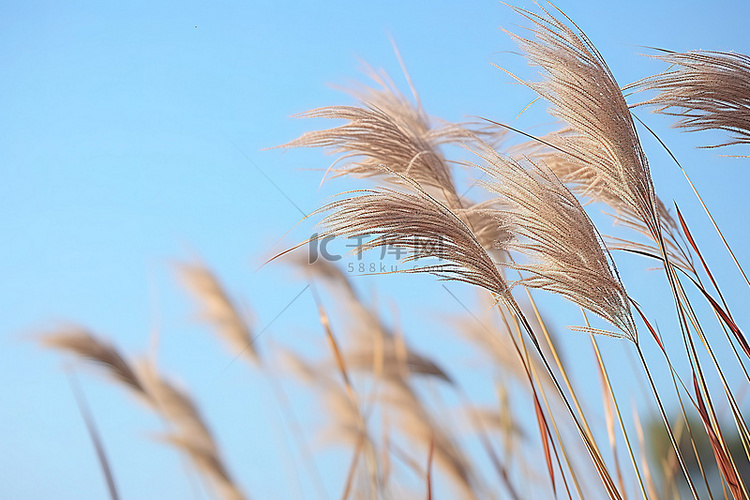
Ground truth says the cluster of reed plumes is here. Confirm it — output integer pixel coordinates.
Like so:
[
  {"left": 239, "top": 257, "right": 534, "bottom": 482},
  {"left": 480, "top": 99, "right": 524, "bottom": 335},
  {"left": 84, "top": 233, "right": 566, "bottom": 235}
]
[{"left": 38, "top": 3, "right": 750, "bottom": 499}]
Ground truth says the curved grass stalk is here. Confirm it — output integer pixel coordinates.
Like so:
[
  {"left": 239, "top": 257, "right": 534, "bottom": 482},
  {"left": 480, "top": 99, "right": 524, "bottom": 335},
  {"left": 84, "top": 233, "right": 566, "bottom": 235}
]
[
  {"left": 673, "top": 278, "right": 750, "bottom": 480},
  {"left": 668, "top": 358, "right": 717, "bottom": 500},
  {"left": 525, "top": 288, "right": 601, "bottom": 455},
  {"left": 527, "top": 341, "right": 585, "bottom": 500},
  {"left": 613, "top": 244, "right": 750, "bottom": 385},
  {"left": 672, "top": 206, "right": 750, "bottom": 380},
  {"left": 588, "top": 327, "right": 649, "bottom": 500},
  {"left": 66, "top": 370, "right": 120, "bottom": 500},
  {"left": 630, "top": 302, "right": 701, "bottom": 499},
  {"left": 312, "top": 292, "right": 379, "bottom": 500},
  {"left": 632, "top": 113, "right": 750, "bottom": 289},
  {"left": 670, "top": 275, "right": 749, "bottom": 500},
  {"left": 506, "top": 307, "right": 574, "bottom": 500},
  {"left": 504, "top": 300, "right": 624, "bottom": 499},
  {"left": 454, "top": 388, "right": 523, "bottom": 500},
  {"left": 632, "top": 404, "right": 660, "bottom": 500},
  {"left": 630, "top": 62, "right": 747, "bottom": 500},
  {"left": 676, "top": 277, "right": 750, "bottom": 439}
]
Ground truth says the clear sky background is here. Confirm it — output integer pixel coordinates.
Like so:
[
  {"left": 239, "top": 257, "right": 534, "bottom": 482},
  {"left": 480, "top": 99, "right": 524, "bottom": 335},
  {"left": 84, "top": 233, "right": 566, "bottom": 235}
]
[{"left": 2, "top": 1, "right": 750, "bottom": 498}]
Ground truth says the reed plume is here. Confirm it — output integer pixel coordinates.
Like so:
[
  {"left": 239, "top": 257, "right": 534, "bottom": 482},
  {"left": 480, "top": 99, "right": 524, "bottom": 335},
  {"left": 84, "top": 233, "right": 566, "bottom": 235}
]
[
  {"left": 517, "top": 132, "right": 693, "bottom": 271},
  {"left": 39, "top": 329, "right": 247, "bottom": 500},
  {"left": 30, "top": 4, "right": 750, "bottom": 500},
  {"left": 505, "top": 4, "right": 662, "bottom": 242},
  {"left": 178, "top": 261, "right": 258, "bottom": 364},
  {"left": 40, "top": 328, "right": 144, "bottom": 394},
  {"left": 313, "top": 172, "right": 511, "bottom": 298},
  {"left": 473, "top": 147, "right": 637, "bottom": 340},
  {"left": 631, "top": 50, "right": 750, "bottom": 148},
  {"left": 276, "top": 70, "right": 485, "bottom": 210}
]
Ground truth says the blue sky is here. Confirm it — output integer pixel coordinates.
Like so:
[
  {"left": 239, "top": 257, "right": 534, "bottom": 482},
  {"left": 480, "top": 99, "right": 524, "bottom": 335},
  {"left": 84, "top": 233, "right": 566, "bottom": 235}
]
[{"left": 2, "top": 0, "right": 750, "bottom": 498}]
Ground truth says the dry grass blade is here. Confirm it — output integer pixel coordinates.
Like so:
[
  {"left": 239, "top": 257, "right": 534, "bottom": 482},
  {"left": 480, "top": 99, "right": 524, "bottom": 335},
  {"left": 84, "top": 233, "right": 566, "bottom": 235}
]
[
  {"left": 178, "top": 262, "right": 258, "bottom": 364},
  {"left": 505, "top": 308, "right": 577, "bottom": 498},
  {"left": 533, "top": 388, "right": 557, "bottom": 496},
  {"left": 474, "top": 148, "right": 637, "bottom": 341},
  {"left": 463, "top": 402, "right": 524, "bottom": 500},
  {"left": 505, "top": 3, "right": 661, "bottom": 241},
  {"left": 282, "top": 348, "right": 384, "bottom": 498},
  {"left": 314, "top": 294, "right": 381, "bottom": 499},
  {"left": 673, "top": 205, "right": 750, "bottom": 365},
  {"left": 314, "top": 172, "right": 510, "bottom": 298},
  {"left": 39, "top": 328, "right": 145, "bottom": 395},
  {"left": 631, "top": 50, "right": 750, "bottom": 147}
]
